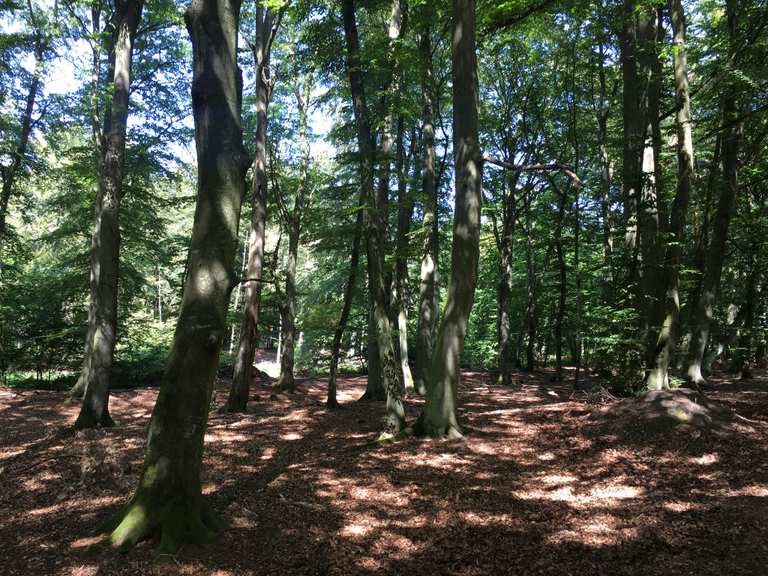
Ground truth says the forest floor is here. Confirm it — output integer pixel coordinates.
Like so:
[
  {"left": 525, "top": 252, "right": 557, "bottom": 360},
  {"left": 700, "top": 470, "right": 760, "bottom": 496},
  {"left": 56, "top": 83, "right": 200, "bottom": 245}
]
[{"left": 1, "top": 364, "right": 768, "bottom": 576}]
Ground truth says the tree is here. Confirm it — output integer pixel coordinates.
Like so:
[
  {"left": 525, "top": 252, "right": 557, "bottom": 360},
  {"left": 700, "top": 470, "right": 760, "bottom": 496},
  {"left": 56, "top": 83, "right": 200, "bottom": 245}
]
[
  {"left": 341, "top": 0, "right": 405, "bottom": 434},
  {"left": 108, "top": 0, "right": 249, "bottom": 550},
  {"left": 72, "top": 0, "right": 146, "bottom": 429},
  {"left": 226, "top": 2, "right": 283, "bottom": 412},
  {"left": 414, "top": 0, "right": 482, "bottom": 439}
]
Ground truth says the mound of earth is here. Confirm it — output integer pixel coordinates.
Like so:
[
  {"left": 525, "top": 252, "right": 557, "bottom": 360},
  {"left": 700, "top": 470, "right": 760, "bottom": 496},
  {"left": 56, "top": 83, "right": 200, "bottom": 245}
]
[{"left": 590, "top": 387, "right": 746, "bottom": 439}]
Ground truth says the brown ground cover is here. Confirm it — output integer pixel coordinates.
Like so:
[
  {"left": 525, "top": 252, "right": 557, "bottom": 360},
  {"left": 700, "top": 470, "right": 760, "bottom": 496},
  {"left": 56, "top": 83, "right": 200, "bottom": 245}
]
[{"left": 1, "top": 366, "right": 767, "bottom": 576}]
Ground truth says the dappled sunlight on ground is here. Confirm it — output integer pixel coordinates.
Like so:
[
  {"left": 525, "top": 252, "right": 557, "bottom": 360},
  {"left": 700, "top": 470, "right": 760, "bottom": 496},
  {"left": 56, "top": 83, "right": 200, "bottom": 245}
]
[{"left": 1, "top": 366, "right": 767, "bottom": 574}]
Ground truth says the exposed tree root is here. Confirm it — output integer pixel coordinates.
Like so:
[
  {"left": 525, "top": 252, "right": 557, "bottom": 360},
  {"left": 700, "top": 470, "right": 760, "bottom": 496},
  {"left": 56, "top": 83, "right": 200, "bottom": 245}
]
[{"left": 107, "top": 494, "right": 221, "bottom": 554}]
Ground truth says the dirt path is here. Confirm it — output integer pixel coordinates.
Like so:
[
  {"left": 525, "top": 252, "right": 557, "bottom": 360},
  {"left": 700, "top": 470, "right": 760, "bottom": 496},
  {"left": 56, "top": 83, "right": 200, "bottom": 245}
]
[{"left": 1, "top": 370, "right": 767, "bottom": 575}]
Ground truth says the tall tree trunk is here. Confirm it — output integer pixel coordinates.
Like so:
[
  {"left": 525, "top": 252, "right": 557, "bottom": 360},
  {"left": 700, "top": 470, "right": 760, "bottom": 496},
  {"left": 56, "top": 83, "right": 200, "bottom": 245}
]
[
  {"left": 645, "top": 0, "right": 694, "bottom": 390},
  {"left": 620, "top": 0, "right": 643, "bottom": 304},
  {"left": 108, "top": 0, "right": 248, "bottom": 551},
  {"left": 392, "top": 118, "right": 416, "bottom": 393},
  {"left": 226, "top": 7, "right": 281, "bottom": 412},
  {"left": 637, "top": 8, "right": 666, "bottom": 376},
  {"left": 554, "top": 187, "right": 567, "bottom": 381},
  {"left": 596, "top": 42, "right": 613, "bottom": 296},
  {"left": 341, "top": 0, "right": 405, "bottom": 433},
  {"left": 524, "top": 222, "right": 537, "bottom": 372},
  {"left": 684, "top": 1, "right": 742, "bottom": 387},
  {"left": 74, "top": 0, "right": 145, "bottom": 429},
  {"left": 414, "top": 0, "right": 482, "bottom": 439},
  {"left": 414, "top": 19, "right": 439, "bottom": 396},
  {"left": 276, "top": 79, "right": 311, "bottom": 391},
  {"left": 496, "top": 180, "right": 516, "bottom": 387}
]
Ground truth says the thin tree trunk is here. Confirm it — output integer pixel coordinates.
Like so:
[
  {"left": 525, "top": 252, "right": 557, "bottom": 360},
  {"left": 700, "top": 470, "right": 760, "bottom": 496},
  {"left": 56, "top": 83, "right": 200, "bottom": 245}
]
[
  {"left": 414, "top": 0, "right": 482, "bottom": 439},
  {"left": 74, "top": 0, "right": 145, "bottom": 429},
  {"left": 226, "top": 7, "right": 282, "bottom": 412},
  {"left": 327, "top": 190, "right": 364, "bottom": 407},
  {"left": 496, "top": 181, "right": 516, "bottom": 386},
  {"left": 646, "top": 0, "right": 694, "bottom": 390},
  {"left": 108, "top": 0, "right": 248, "bottom": 551},
  {"left": 414, "top": 19, "right": 439, "bottom": 396},
  {"left": 392, "top": 118, "right": 416, "bottom": 393},
  {"left": 0, "top": 38, "right": 43, "bottom": 241},
  {"left": 596, "top": 42, "right": 613, "bottom": 296},
  {"left": 685, "top": 1, "right": 742, "bottom": 387},
  {"left": 276, "top": 79, "right": 311, "bottom": 391},
  {"left": 554, "top": 187, "right": 567, "bottom": 381},
  {"left": 341, "top": 0, "right": 405, "bottom": 434}
]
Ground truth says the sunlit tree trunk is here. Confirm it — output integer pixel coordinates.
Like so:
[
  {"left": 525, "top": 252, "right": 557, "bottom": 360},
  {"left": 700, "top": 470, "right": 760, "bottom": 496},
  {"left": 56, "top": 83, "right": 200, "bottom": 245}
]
[
  {"left": 553, "top": 186, "right": 567, "bottom": 381},
  {"left": 108, "top": 0, "right": 248, "bottom": 551},
  {"left": 414, "top": 19, "right": 439, "bottom": 396},
  {"left": 342, "top": 0, "right": 405, "bottom": 433},
  {"left": 646, "top": 0, "right": 694, "bottom": 390},
  {"left": 226, "top": 7, "right": 282, "bottom": 412},
  {"left": 414, "top": 0, "right": 482, "bottom": 439},
  {"left": 74, "top": 0, "right": 145, "bottom": 429}
]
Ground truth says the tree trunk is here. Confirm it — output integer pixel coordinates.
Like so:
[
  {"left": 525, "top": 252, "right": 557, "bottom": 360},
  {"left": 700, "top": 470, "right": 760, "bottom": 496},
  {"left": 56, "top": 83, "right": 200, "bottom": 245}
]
[
  {"left": 414, "top": 0, "right": 482, "bottom": 439},
  {"left": 637, "top": 8, "right": 666, "bottom": 376},
  {"left": 327, "top": 192, "right": 364, "bottom": 407},
  {"left": 620, "top": 0, "right": 643, "bottom": 303},
  {"left": 226, "top": 7, "right": 281, "bottom": 412},
  {"left": 496, "top": 183, "right": 515, "bottom": 386},
  {"left": 0, "top": 36, "right": 43, "bottom": 242},
  {"left": 554, "top": 187, "right": 567, "bottom": 381},
  {"left": 414, "top": 19, "right": 439, "bottom": 396},
  {"left": 684, "top": 1, "right": 742, "bottom": 387},
  {"left": 645, "top": 0, "right": 694, "bottom": 390},
  {"left": 596, "top": 42, "right": 613, "bottom": 296},
  {"left": 341, "top": 0, "right": 405, "bottom": 434},
  {"left": 108, "top": 0, "right": 248, "bottom": 551},
  {"left": 276, "top": 79, "right": 311, "bottom": 391},
  {"left": 392, "top": 118, "right": 416, "bottom": 393},
  {"left": 74, "top": 0, "right": 145, "bottom": 429}
]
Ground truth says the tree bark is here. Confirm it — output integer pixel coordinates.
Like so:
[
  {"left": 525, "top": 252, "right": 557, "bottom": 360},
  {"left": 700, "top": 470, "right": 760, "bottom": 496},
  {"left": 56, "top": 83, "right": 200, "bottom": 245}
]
[
  {"left": 226, "top": 6, "right": 281, "bottom": 412},
  {"left": 553, "top": 186, "right": 567, "bottom": 381},
  {"left": 341, "top": 0, "right": 405, "bottom": 434},
  {"left": 414, "top": 0, "right": 482, "bottom": 439},
  {"left": 414, "top": 19, "right": 439, "bottom": 396},
  {"left": 392, "top": 118, "right": 416, "bottom": 393},
  {"left": 645, "top": 0, "right": 694, "bottom": 390},
  {"left": 108, "top": 0, "right": 248, "bottom": 551},
  {"left": 684, "top": 0, "right": 742, "bottom": 387},
  {"left": 496, "top": 178, "right": 516, "bottom": 386},
  {"left": 74, "top": 0, "right": 145, "bottom": 429},
  {"left": 276, "top": 78, "right": 311, "bottom": 391}
]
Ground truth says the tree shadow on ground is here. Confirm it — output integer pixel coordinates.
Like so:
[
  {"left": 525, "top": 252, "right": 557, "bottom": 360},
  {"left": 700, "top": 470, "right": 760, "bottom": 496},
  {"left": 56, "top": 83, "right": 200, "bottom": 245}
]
[{"left": 1, "top": 366, "right": 767, "bottom": 575}]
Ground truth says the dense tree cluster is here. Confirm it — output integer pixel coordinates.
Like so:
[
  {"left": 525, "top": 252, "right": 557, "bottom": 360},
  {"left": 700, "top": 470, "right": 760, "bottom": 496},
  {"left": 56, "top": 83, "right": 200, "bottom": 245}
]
[{"left": 0, "top": 0, "right": 766, "bottom": 552}]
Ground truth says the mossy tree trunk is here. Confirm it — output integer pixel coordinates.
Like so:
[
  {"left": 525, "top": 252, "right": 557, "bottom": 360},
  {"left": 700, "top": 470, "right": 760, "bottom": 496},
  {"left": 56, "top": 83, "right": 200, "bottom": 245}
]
[
  {"left": 415, "top": 0, "right": 482, "bottom": 439},
  {"left": 74, "top": 0, "right": 145, "bottom": 429},
  {"left": 108, "top": 0, "right": 249, "bottom": 551}
]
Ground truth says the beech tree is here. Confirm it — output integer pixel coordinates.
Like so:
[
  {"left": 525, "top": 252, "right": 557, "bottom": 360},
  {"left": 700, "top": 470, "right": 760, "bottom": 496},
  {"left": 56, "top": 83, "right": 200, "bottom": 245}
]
[{"left": 108, "top": 0, "right": 249, "bottom": 550}]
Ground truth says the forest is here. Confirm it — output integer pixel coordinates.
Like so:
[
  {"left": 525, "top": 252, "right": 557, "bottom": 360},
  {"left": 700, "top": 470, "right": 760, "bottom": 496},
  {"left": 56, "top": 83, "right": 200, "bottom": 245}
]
[{"left": 1, "top": 0, "right": 767, "bottom": 573}]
